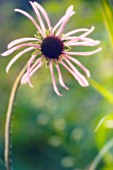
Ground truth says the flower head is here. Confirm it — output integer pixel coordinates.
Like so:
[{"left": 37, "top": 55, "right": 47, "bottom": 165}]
[{"left": 1, "top": 1, "right": 102, "bottom": 96}]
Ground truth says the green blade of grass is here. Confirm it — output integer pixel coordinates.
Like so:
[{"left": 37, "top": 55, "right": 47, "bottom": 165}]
[
  {"left": 90, "top": 79, "right": 113, "bottom": 105},
  {"left": 100, "top": 0, "right": 113, "bottom": 49}
]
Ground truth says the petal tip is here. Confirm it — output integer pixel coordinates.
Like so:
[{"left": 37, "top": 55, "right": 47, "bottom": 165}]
[
  {"left": 6, "top": 68, "right": 9, "bottom": 73},
  {"left": 29, "top": 1, "right": 33, "bottom": 5},
  {"left": 87, "top": 71, "right": 90, "bottom": 78},
  {"left": 66, "top": 87, "right": 69, "bottom": 90},
  {"left": 1, "top": 52, "right": 6, "bottom": 57},
  {"left": 59, "top": 94, "right": 63, "bottom": 97}
]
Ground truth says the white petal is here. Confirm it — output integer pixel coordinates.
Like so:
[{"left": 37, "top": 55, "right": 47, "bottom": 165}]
[
  {"left": 30, "top": 2, "right": 46, "bottom": 37},
  {"left": 15, "top": 9, "right": 43, "bottom": 36},
  {"left": 55, "top": 63, "right": 69, "bottom": 90},
  {"left": 56, "top": 6, "right": 75, "bottom": 36},
  {"left": 64, "top": 58, "right": 89, "bottom": 86},
  {"left": 80, "top": 26, "right": 95, "bottom": 38},
  {"left": 26, "top": 51, "right": 40, "bottom": 87},
  {"left": 34, "top": 2, "right": 51, "bottom": 30},
  {"left": 6, "top": 47, "right": 34, "bottom": 73},
  {"left": 65, "top": 55, "right": 90, "bottom": 78},
  {"left": 50, "top": 61, "right": 62, "bottom": 96},
  {"left": 21, "top": 58, "right": 43, "bottom": 85},
  {"left": 2, "top": 43, "right": 39, "bottom": 56},
  {"left": 65, "top": 47, "right": 102, "bottom": 56},
  {"left": 60, "top": 60, "right": 88, "bottom": 87},
  {"left": 62, "top": 28, "right": 89, "bottom": 38},
  {"left": 8, "top": 37, "right": 39, "bottom": 49}
]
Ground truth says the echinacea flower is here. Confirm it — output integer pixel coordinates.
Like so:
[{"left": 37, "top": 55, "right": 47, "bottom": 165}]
[{"left": 1, "top": 1, "right": 102, "bottom": 96}]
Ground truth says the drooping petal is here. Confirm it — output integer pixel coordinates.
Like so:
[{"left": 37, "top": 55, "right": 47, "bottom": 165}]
[
  {"left": 1, "top": 43, "right": 39, "bottom": 56},
  {"left": 30, "top": 1, "right": 46, "bottom": 37},
  {"left": 21, "top": 57, "right": 43, "bottom": 85},
  {"left": 50, "top": 61, "right": 62, "bottom": 96},
  {"left": 14, "top": 9, "right": 43, "bottom": 36},
  {"left": 26, "top": 56, "right": 43, "bottom": 77},
  {"left": 60, "top": 60, "right": 88, "bottom": 87},
  {"left": 55, "top": 63, "right": 69, "bottom": 90},
  {"left": 63, "top": 26, "right": 94, "bottom": 39},
  {"left": 62, "top": 28, "right": 89, "bottom": 38},
  {"left": 8, "top": 37, "right": 40, "bottom": 49},
  {"left": 65, "top": 47, "right": 102, "bottom": 56},
  {"left": 26, "top": 51, "right": 40, "bottom": 87},
  {"left": 64, "top": 37, "right": 100, "bottom": 46},
  {"left": 65, "top": 55, "right": 90, "bottom": 78},
  {"left": 56, "top": 6, "right": 75, "bottom": 36},
  {"left": 64, "top": 58, "right": 89, "bottom": 86},
  {"left": 6, "top": 47, "right": 34, "bottom": 73},
  {"left": 34, "top": 2, "right": 51, "bottom": 30},
  {"left": 79, "top": 26, "right": 95, "bottom": 38}
]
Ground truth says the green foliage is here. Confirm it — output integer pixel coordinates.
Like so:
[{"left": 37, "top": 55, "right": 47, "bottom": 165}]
[
  {"left": 0, "top": 0, "right": 113, "bottom": 170},
  {"left": 100, "top": 0, "right": 113, "bottom": 49}
]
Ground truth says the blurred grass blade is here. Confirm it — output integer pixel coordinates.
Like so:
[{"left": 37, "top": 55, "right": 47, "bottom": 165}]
[
  {"left": 89, "top": 137, "right": 113, "bottom": 170},
  {"left": 94, "top": 115, "right": 108, "bottom": 132},
  {"left": 100, "top": 0, "right": 113, "bottom": 49},
  {"left": 90, "top": 79, "right": 113, "bottom": 104},
  {"left": 94, "top": 113, "right": 113, "bottom": 132}
]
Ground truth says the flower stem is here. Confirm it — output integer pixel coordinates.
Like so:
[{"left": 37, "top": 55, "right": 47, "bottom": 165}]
[{"left": 5, "top": 64, "right": 27, "bottom": 170}]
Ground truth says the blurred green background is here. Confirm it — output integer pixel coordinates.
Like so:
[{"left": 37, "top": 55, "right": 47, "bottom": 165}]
[{"left": 0, "top": 0, "right": 113, "bottom": 170}]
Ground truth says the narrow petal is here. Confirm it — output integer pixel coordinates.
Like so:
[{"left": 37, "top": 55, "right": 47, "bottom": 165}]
[
  {"left": 60, "top": 60, "right": 88, "bottom": 87},
  {"left": 1, "top": 43, "right": 39, "bottom": 56},
  {"left": 64, "top": 37, "right": 100, "bottom": 46},
  {"left": 52, "top": 15, "right": 65, "bottom": 34},
  {"left": 62, "top": 28, "right": 89, "bottom": 38},
  {"left": 63, "top": 26, "right": 94, "bottom": 39},
  {"left": 65, "top": 55, "right": 90, "bottom": 78},
  {"left": 52, "top": 6, "right": 75, "bottom": 34},
  {"left": 64, "top": 41, "right": 99, "bottom": 47},
  {"left": 6, "top": 47, "right": 34, "bottom": 73},
  {"left": 79, "top": 26, "right": 95, "bottom": 38},
  {"left": 55, "top": 63, "right": 69, "bottom": 90},
  {"left": 62, "top": 36, "right": 83, "bottom": 41},
  {"left": 34, "top": 2, "right": 51, "bottom": 30},
  {"left": 26, "top": 51, "right": 40, "bottom": 87},
  {"left": 81, "top": 38, "right": 100, "bottom": 45},
  {"left": 28, "top": 56, "right": 43, "bottom": 73},
  {"left": 64, "top": 58, "right": 89, "bottom": 86},
  {"left": 65, "top": 47, "right": 102, "bottom": 56},
  {"left": 21, "top": 58, "right": 43, "bottom": 85},
  {"left": 8, "top": 37, "right": 40, "bottom": 49},
  {"left": 30, "top": 2, "right": 46, "bottom": 37},
  {"left": 50, "top": 61, "right": 62, "bottom": 96},
  {"left": 56, "top": 6, "right": 75, "bottom": 36},
  {"left": 15, "top": 9, "right": 43, "bottom": 36}
]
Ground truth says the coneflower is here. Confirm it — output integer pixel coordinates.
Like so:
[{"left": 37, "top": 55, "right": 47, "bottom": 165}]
[{"left": 1, "top": 1, "right": 102, "bottom": 96}]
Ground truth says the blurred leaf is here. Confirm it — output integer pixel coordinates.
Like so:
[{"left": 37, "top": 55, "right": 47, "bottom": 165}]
[
  {"left": 94, "top": 115, "right": 108, "bottom": 132},
  {"left": 100, "top": 0, "right": 113, "bottom": 49},
  {"left": 90, "top": 79, "right": 113, "bottom": 105},
  {"left": 94, "top": 114, "right": 113, "bottom": 132}
]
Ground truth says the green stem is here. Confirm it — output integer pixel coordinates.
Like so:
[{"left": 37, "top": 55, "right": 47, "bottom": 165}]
[
  {"left": 89, "top": 137, "right": 113, "bottom": 170},
  {"left": 5, "top": 64, "right": 27, "bottom": 170}
]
